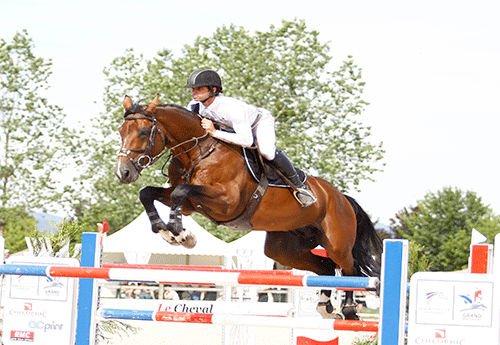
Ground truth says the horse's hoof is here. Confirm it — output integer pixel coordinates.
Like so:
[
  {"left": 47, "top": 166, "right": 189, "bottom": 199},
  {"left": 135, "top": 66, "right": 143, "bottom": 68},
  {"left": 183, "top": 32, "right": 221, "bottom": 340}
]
[
  {"left": 159, "top": 230, "right": 181, "bottom": 246},
  {"left": 176, "top": 229, "right": 197, "bottom": 249},
  {"left": 316, "top": 301, "right": 342, "bottom": 319},
  {"left": 341, "top": 305, "right": 360, "bottom": 320}
]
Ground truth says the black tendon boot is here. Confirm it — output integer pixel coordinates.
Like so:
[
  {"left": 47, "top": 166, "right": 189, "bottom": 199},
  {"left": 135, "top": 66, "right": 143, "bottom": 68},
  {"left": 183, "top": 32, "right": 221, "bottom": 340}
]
[{"left": 268, "top": 150, "right": 317, "bottom": 207}]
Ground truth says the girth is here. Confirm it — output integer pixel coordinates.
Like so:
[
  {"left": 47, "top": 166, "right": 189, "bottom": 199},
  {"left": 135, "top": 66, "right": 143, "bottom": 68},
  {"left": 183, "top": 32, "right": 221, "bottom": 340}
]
[{"left": 194, "top": 145, "right": 270, "bottom": 231}]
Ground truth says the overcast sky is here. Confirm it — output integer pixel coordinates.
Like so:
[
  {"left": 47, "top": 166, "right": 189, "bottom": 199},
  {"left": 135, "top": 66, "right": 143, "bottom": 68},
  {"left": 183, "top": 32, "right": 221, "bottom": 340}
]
[{"left": 1, "top": 0, "right": 499, "bottom": 225}]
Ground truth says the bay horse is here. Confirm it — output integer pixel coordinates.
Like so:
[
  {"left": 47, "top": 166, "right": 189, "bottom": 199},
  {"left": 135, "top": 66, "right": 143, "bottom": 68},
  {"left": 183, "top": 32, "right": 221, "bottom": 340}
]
[{"left": 114, "top": 95, "right": 382, "bottom": 320}]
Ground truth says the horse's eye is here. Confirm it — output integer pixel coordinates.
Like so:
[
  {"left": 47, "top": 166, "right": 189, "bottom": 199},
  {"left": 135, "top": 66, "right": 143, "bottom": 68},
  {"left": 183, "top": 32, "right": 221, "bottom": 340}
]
[{"left": 138, "top": 127, "right": 151, "bottom": 139}]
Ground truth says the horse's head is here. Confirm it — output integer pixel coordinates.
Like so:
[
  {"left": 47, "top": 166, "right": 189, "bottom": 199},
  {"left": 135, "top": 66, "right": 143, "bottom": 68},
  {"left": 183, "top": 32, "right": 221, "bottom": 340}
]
[{"left": 115, "top": 95, "right": 166, "bottom": 183}]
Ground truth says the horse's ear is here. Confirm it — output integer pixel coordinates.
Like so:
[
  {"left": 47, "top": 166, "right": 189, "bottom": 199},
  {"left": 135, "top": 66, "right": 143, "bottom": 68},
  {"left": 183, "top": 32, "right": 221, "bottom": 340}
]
[
  {"left": 146, "top": 94, "right": 159, "bottom": 114},
  {"left": 123, "top": 95, "right": 133, "bottom": 111}
]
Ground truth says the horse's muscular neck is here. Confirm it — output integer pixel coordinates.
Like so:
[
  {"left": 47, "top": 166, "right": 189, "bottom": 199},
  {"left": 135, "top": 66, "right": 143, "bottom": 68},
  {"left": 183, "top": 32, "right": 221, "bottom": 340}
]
[{"left": 155, "top": 106, "right": 208, "bottom": 167}]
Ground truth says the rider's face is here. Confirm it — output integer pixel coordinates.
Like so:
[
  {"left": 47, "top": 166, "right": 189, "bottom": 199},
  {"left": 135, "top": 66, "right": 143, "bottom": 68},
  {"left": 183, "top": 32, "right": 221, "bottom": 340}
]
[{"left": 191, "top": 86, "right": 211, "bottom": 102}]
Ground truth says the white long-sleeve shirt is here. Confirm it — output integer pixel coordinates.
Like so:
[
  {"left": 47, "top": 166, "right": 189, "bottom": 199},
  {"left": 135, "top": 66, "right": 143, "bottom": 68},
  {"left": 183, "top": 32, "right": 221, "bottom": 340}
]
[{"left": 187, "top": 95, "right": 260, "bottom": 147}]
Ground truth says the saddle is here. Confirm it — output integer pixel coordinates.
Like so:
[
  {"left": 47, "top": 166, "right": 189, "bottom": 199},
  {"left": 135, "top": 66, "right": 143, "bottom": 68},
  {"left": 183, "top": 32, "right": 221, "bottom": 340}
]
[
  {"left": 214, "top": 147, "right": 307, "bottom": 231},
  {"left": 208, "top": 119, "right": 307, "bottom": 187},
  {"left": 242, "top": 148, "right": 307, "bottom": 188}
]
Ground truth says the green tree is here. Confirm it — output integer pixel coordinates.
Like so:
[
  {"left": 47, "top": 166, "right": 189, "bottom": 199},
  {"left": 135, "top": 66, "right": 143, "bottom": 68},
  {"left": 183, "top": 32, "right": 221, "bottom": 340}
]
[
  {"left": 0, "top": 207, "right": 36, "bottom": 252},
  {"left": 0, "top": 31, "right": 80, "bottom": 246},
  {"left": 72, "top": 19, "right": 384, "bottom": 239},
  {"left": 0, "top": 30, "right": 79, "bottom": 212},
  {"left": 390, "top": 187, "right": 500, "bottom": 271}
]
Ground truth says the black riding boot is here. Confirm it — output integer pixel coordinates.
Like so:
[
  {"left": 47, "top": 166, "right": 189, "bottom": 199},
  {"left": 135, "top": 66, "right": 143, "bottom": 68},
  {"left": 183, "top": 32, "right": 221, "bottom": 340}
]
[{"left": 268, "top": 150, "right": 317, "bottom": 207}]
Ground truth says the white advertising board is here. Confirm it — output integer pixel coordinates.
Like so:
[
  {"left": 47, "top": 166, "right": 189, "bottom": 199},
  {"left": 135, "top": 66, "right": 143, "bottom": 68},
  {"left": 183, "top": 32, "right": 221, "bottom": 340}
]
[
  {"left": 2, "top": 256, "right": 79, "bottom": 345},
  {"left": 408, "top": 272, "right": 500, "bottom": 344}
]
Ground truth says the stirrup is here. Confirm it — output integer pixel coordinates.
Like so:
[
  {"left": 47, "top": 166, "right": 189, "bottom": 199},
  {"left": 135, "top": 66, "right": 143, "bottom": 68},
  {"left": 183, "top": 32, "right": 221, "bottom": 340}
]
[{"left": 293, "top": 187, "right": 317, "bottom": 207}]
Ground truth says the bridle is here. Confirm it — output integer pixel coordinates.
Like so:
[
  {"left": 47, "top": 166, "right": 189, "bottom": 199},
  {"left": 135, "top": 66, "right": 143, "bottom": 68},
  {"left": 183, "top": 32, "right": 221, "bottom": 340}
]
[
  {"left": 117, "top": 113, "right": 167, "bottom": 171},
  {"left": 117, "top": 109, "right": 210, "bottom": 175}
]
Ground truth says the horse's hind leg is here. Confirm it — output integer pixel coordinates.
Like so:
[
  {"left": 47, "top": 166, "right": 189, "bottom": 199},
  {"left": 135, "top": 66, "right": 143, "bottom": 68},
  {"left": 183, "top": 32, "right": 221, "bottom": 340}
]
[
  {"left": 264, "top": 230, "right": 336, "bottom": 276},
  {"left": 264, "top": 231, "right": 344, "bottom": 319},
  {"left": 321, "top": 218, "right": 361, "bottom": 320}
]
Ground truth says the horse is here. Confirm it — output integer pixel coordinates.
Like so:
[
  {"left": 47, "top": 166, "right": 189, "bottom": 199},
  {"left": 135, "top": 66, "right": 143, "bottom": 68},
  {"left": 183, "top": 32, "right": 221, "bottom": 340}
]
[{"left": 114, "top": 94, "right": 383, "bottom": 320}]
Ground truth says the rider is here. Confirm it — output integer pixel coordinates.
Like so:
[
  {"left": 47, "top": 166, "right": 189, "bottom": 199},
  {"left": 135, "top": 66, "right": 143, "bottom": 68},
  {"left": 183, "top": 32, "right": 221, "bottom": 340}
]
[{"left": 184, "top": 69, "right": 317, "bottom": 207}]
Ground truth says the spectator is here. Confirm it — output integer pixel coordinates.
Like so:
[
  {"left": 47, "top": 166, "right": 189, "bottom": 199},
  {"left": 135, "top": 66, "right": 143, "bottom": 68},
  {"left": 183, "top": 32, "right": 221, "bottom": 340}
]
[
  {"left": 123, "top": 282, "right": 138, "bottom": 299},
  {"left": 136, "top": 283, "right": 154, "bottom": 299},
  {"left": 163, "top": 287, "right": 179, "bottom": 300}
]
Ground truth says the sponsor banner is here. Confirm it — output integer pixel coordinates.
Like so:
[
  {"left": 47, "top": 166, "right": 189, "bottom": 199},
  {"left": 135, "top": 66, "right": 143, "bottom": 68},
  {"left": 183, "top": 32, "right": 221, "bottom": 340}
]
[
  {"left": 101, "top": 299, "right": 292, "bottom": 316},
  {"left": 3, "top": 257, "right": 79, "bottom": 345},
  {"left": 408, "top": 272, "right": 500, "bottom": 344},
  {"left": 8, "top": 263, "right": 69, "bottom": 302},
  {"left": 414, "top": 279, "right": 493, "bottom": 327}
]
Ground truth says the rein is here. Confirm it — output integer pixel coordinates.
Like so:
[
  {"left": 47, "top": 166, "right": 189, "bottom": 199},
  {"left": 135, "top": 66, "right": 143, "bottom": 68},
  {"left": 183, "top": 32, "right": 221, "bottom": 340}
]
[{"left": 118, "top": 109, "right": 210, "bottom": 177}]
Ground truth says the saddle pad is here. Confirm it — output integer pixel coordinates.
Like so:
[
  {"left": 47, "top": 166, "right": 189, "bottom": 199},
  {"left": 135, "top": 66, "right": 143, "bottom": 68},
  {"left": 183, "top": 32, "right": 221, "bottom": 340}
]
[{"left": 242, "top": 148, "right": 307, "bottom": 188}]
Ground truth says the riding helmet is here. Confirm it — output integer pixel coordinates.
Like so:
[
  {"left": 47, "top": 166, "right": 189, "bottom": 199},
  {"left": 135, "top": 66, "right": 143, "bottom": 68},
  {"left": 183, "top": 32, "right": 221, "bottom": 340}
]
[{"left": 184, "top": 69, "right": 223, "bottom": 90}]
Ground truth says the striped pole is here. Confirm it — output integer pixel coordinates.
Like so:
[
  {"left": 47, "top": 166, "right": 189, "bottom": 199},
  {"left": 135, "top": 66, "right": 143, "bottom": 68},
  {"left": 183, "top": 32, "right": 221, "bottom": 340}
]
[
  {"left": 103, "top": 263, "right": 295, "bottom": 275},
  {"left": 99, "top": 309, "right": 379, "bottom": 332},
  {"left": 0, "top": 265, "right": 379, "bottom": 290}
]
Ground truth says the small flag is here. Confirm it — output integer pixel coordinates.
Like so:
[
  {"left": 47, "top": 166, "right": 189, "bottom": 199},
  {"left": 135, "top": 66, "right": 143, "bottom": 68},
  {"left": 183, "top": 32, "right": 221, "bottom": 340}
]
[{"left": 101, "top": 219, "right": 110, "bottom": 234}]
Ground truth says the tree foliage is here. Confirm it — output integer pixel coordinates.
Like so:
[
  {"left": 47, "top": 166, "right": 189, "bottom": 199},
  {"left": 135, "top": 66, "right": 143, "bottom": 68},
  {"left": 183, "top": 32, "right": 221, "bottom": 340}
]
[
  {"left": 0, "top": 207, "right": 36, "bottom": 252},
  {"left": 390, "top": 186, "right": 500, "bottom": 271},
  {"left": 0, "top": 30, "right": 79, "bottom": 211},
  {"left": 71, "top": 19, "right": 384, "bottom": 239},
  {"left": 0, "top": 30, "right": 81, "bottom": 248}
]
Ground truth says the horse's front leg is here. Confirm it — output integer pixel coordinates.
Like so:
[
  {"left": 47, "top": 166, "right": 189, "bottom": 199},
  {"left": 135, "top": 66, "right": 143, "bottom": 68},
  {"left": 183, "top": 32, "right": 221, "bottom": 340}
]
[
  {"left": 158, "top": 184, "right": 201, "bottom": 248},
  {"left": 139, "top": 186, "right": 180, "bottom": 246},
  {"left": 139, "top": 185, "right": 196, "bottom": 248}
]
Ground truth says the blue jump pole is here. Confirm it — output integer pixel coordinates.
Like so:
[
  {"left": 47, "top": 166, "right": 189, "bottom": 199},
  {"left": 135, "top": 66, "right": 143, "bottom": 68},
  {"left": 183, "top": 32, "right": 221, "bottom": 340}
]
[
  {"left": 75, "top": 233, "right": 102, "bottom": 345},
  {"left": 378, "top": 239, "right": 409, "bottom": 345}
]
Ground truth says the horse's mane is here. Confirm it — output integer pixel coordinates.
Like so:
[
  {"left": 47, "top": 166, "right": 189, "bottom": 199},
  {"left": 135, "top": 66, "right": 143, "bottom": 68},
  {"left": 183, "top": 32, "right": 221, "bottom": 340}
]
[
  {"left": 123, "top": 102, "right": 199, "bottom": 122},
  {"left": 158, "top": 104, "right": 201, "bottom": 124}
]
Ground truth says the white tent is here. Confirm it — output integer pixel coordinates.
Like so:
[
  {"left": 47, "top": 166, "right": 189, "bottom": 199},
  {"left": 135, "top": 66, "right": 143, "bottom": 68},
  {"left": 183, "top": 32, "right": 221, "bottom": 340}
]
[
  {"left": 102, "top": 202, "right": 228, "bottom": 266},
  {"left": 226, "top": 230, "right": 274, "bottom": 270}
]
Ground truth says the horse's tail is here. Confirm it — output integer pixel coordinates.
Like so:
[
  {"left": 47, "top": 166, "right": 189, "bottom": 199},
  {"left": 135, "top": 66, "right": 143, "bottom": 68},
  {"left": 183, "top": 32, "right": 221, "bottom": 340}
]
[{"left": 344, "top": 194, "right": 383, "bottom": 278}]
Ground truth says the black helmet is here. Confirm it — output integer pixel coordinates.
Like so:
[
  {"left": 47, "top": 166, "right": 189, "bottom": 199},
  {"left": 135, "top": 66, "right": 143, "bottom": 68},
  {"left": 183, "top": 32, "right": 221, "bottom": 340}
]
[{"left": 184, "top": 69, "right": 223, "bottom": 90}]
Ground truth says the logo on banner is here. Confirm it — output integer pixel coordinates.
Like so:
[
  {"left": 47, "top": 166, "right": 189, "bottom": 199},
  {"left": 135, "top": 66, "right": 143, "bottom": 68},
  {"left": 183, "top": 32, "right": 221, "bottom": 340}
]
[
  {"left": 44, "top": 280, "right": 64, "bottom": 289},
  {"left": 414, "top": 329, "right": 465, "bottom": 344},
  {"left": 10, "top": 330, "right": 34, "bottom": 342},
  {"left": 9, "top": 303, "right": 47, "bottom": 318},
  {"left": 28, "top": 320, "right": 64, "bottom": 332},
  {"left": 435, "top": 329, "right": 445, "bottom": 338},
  {"left": 42, "top": 277, "right": 65, "bottom": 297},
  {"left": 425, "top": 291, "right": 447, "bottom": 304},
  {"left": 459, "top": 289, "right": 487, "bottom": 312},
  {"left": 157, "top": 303, "right": 215, "bottom": 314},
  {"left": 457, "top": 287, "right": 489, "bottom": 323}
]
